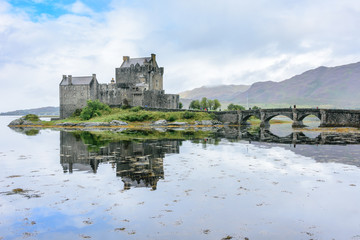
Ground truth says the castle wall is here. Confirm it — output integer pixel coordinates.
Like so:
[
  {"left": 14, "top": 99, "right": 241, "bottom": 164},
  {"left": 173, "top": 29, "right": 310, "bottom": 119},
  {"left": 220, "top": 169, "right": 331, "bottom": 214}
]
[
  {"left": 116, "top": 66, "right": 149, "bottom": 86},
  {"left": 143, "top": 90, "right": 179, "bottom": 109},
  {"left": 150, "top": 68, "right": 164, "bottom": 91},
  {"left": 97, "top": 84, "right": 132, "bottom": 106},
  {"left": 60, "top": 83, "right": 95, "bottom": 119},
  {"left": 116, "top": 65, "right": 163, "bottom": 91}
]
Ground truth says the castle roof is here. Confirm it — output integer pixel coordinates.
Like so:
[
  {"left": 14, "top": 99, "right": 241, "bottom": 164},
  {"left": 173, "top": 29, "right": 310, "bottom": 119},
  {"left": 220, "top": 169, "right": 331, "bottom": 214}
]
[
  {"left": 120, "top": 57, "right": 151, "bottom": 68},
  {"left": 60, "top": 76, "right": 95, "bottom": 85}
]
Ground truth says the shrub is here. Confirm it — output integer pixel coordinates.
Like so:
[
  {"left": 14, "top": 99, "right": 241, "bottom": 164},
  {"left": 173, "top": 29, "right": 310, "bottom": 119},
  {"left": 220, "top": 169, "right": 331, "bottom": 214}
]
[
  {"left": 72, "top": 109, "right": 82, "bottom": 117},
  {"left": 166, "top": 114, "right": 177, "bottom": 122},
  {"left": 183, "top": 111, "right": 195, "bottom": 119},
  {"left": 130, "top": 106, "right": 143, "bottom": 112},
  {"left": 80, "top": 100, "right": 110, "bottom": 120},
  {"left": 209, "top": 113, "right": 216, "bottom": 120},
  {"left": 123, "top": 113, "right": 151, "bottom": 122},
  {"left": 24, "top": 114, "right": 40, "bottom": 122},
  {"left": 121, "top": 104, "right": 131, "bottom": 110}
]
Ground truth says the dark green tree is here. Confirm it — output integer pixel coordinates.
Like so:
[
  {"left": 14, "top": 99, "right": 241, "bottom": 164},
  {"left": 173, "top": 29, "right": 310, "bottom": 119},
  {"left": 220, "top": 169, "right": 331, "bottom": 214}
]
[
  {"left": 200, "top": 97, "right": 208, "bottom": 110},
  {"left": 213, "top": 99, "right": 221, "bottom": 110},
  {"left": 189, "top": 100, "right": 200, "bottom": 110},
  {"left": 227, "top": 103, "right": 245, "bottom": 111}
]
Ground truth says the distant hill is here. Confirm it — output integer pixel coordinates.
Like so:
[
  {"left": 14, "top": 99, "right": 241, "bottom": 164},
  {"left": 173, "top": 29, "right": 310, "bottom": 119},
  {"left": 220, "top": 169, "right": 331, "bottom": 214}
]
[
  {"left": 232, "top": 62, "right": 360, "bottom": 108},
  {"left": 179, "top": 85, "right": 250, "bottom": 101},
  {"left": 179, "top": 62, "right": 360, "bottom": 109},
  {"left": 0, "top": 106, "right": 59, "bottom": 116}
]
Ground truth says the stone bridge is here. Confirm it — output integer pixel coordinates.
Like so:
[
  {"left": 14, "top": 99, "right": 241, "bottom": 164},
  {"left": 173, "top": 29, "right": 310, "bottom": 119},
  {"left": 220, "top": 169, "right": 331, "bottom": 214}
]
[{"left": 214, "top": 108, "right": 360, "bottom": 128}]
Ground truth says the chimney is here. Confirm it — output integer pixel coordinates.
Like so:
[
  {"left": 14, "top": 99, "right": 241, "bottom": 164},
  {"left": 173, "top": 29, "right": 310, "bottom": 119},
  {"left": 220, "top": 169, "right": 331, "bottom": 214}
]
[
  {"left": 92, "top": 73, "right": 96, "bottom": 79},
  {"left": 123, "top": 56, "right": 130, "bottom": 62},
  {"left": 151, "top": 53, "right": 156, "bottom": 66},
  {"left": 68, "top": 75, "right": 72, "bottom": 85}
]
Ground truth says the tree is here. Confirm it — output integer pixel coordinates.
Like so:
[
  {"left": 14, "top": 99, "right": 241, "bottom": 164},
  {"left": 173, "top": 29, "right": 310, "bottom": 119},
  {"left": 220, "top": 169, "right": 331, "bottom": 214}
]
[
  {"left": 207, "top": 99, "right": 214, "bottom": 110},
  {"left": 80, "top": 100, "right": 110, "bottom": 120},
  {"left": 227, "top": 103, "right": 245, "bottom": 111},
  {"left": 213, "top": 99, "right": 221, "bottom": 110},
  {"left": 200, "top": 97, "right": 208, "bottom": 110},
  {"left": 179, "top": 102, "right": 183, "bottom": 109},
  {"left": 252, "top": 106, "right": 259, "bottom": 110},
  {"left": 189, "top": 100, "right": 200, "bottom": 110}
]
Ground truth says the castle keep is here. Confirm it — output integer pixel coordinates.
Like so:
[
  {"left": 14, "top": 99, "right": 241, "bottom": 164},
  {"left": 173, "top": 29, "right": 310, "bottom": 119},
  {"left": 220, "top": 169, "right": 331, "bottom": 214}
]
[{"left": 59, "top": 54, "right": 179, "bottom": 119}]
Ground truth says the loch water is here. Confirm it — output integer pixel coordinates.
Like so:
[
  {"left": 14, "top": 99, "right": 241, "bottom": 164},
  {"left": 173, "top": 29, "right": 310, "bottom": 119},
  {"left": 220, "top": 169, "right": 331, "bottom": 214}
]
[{"left": 1, "top": 116, "right": 360, "bottom": 240}]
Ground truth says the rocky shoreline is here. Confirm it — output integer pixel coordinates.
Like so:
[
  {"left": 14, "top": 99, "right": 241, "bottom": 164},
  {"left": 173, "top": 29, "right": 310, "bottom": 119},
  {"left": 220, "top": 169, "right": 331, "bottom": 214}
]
[{"left": 8, "top": 117, "right": 225, "bottom": 130}]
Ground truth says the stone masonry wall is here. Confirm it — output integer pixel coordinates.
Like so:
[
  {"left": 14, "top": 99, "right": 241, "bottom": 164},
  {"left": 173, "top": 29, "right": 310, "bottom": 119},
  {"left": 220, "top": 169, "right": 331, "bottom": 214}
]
[{"left": 60, "top": 84, "right": 95, "bottom": 119}]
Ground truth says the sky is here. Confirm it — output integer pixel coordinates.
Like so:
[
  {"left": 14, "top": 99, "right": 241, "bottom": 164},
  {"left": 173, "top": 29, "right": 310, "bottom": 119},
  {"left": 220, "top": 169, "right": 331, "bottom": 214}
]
[{"left": 0, "top": 0, "right": 360, "bottom": 112}]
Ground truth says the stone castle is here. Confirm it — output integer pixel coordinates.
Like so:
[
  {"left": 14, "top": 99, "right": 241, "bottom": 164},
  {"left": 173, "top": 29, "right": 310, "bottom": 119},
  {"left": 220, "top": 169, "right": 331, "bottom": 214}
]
[{"left": 59, "top": 54, "right": 179, "bottom": 119}]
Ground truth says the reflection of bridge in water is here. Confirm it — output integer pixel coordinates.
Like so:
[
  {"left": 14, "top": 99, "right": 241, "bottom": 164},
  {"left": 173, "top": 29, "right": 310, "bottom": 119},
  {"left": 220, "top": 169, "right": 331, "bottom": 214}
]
[
  {"left": 216, "top": 127, "right": 360, "bottom": 145},
  {"left": 60, "top": 131, "right": 180, "bottom": 190}
]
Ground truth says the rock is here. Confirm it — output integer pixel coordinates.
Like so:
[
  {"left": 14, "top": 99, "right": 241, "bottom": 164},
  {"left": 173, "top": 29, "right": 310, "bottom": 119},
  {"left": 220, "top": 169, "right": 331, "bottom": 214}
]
[
  {"left": 196, "top": 120, "right": 222, "bottom": 125},
  {"left": 80, "top": 122, "right": 110, "bottom": 127},
  {"left": 55, "top": 122, "right": 78, "bottom": 127},
  {"left": 110, "top": 120, "right": 128, "bottom": 126},
  {"left": 8, "top": 117, "right": 41, "bottom": 126},
  {"left": 200, "top": 120, "right": 213, "bottom": 125},
  {"left": 8, "top": 118, "right": 24, "bottom": 126},
  {"left": 152, "top": 119, "right": 167, "bottom": 126},
  {"left": 169, "top": 122, "right": 187, "bottom": 126}
]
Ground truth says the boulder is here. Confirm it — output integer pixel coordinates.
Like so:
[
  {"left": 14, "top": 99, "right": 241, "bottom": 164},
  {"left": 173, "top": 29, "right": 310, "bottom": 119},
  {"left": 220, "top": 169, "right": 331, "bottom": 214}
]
[
  {"left": 152, "top": 119, "right": 167, "bottom": 125},
  {"left": 110, "top": 120, "right": 128, "bottom": 126},
  {"left": 169, "top": 122, "right": 187, "bottom": 126},
  {"left": 200, "top": 120, "right": 213, "bottom": 125},
  {"left": 79, "top": 122, "right": 110, "bottom": 127},
  {"left": 55, "top": 122, "right": 78, "bottom": 127},
  {"left": 8, "top": 117, "right": 41, "bottom": 126},
  {"left": 8, "top": 118, "right": 24, "bottom": 126}
]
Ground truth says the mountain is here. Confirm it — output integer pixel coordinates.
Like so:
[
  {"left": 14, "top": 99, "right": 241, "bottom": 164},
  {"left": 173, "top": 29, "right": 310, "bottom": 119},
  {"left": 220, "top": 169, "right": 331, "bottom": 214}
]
[
  {"left": 179, "top": 85, "right": 250, "bottom": 101},
  {"left": 179, "top": 62, "right": 360, "bottom": 108},
  {"left": 232, "top": 62, "right": 360, "bottom": 108},
  {"left": 0, "top": 106, "right": 59, "bottom": 116}
]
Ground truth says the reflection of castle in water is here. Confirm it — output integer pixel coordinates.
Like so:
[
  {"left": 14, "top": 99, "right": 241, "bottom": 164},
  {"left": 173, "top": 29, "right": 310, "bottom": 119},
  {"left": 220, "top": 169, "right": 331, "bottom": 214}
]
[{"left": 60, "top": 131, "right": 180, "bottom": 190}]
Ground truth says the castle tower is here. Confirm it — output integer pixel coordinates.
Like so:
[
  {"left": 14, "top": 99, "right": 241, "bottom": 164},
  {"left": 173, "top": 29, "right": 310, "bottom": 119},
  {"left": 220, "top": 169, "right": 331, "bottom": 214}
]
[{"left": 115, "top": 54, "right": 164, "bottom": 91}]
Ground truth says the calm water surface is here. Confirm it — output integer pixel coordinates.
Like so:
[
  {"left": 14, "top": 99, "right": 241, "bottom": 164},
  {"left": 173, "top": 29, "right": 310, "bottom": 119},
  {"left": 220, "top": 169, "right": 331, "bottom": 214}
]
[{"left": 1, "top": 116, "right": 360, "bottom": 240}]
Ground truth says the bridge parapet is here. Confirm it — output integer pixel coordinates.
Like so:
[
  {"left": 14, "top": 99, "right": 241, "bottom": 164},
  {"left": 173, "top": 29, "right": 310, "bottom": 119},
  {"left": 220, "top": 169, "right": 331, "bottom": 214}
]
[{"left": 214, "top": 108, "right": 360, "bottom": 128}]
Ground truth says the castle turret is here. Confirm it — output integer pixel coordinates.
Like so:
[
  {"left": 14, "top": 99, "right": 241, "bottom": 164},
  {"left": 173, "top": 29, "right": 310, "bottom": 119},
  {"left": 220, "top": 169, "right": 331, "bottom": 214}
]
[{"left": 151, "top": 53, "right": 156, "bottom": 67}]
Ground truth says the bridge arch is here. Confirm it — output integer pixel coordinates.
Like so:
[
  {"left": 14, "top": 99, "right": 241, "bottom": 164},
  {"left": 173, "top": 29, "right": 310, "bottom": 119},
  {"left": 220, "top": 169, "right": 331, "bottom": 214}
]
[
  {"left": 239, "top": 111, "right": 261, "bottom": 125},
  {"left": 299, "top": 114, "right": 321, "bottom": 128},
  {"left": 260, "top": 111, "right": 293, "bottom": 128}
]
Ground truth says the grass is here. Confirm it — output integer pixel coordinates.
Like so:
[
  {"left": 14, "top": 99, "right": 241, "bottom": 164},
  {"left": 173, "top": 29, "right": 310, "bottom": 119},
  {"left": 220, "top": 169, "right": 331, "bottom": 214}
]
[{"left": 41, "top": 108, "right": 215, "bottom": 126}]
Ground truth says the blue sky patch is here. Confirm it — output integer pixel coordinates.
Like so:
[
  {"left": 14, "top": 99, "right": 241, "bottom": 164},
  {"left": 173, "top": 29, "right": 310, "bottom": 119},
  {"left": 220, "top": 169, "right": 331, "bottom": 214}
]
[{"left": 8, "top": 0, "right": 112, "bottom": 19}]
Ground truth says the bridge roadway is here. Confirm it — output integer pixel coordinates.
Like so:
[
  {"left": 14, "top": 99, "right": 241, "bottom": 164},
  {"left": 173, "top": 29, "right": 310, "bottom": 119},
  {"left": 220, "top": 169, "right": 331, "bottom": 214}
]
[{"left": 214, "top": 108, "right": 360, "bottom": 128}]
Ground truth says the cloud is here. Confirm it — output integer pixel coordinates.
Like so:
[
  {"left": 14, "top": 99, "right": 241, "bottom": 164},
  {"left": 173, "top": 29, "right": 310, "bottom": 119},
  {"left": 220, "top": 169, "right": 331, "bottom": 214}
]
[
  {"left": 0, "top": 0, "right": 360, "bottom": 111},
  {"left": 65, "top": 0, "right": 94, "bottom": 15}
]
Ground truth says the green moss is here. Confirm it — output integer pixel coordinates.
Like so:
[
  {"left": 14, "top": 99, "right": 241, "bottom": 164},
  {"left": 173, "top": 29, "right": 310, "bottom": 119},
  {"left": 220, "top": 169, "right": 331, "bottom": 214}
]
[{"left": 24, "top": 114, "right": 40, "bottom": 122}]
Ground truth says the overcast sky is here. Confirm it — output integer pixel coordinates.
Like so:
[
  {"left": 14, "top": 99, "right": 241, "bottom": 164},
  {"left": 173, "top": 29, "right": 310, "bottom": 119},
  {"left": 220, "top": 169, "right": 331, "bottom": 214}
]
[{"left": 0, "top": 0, "right": 360, "bottom": 112}]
